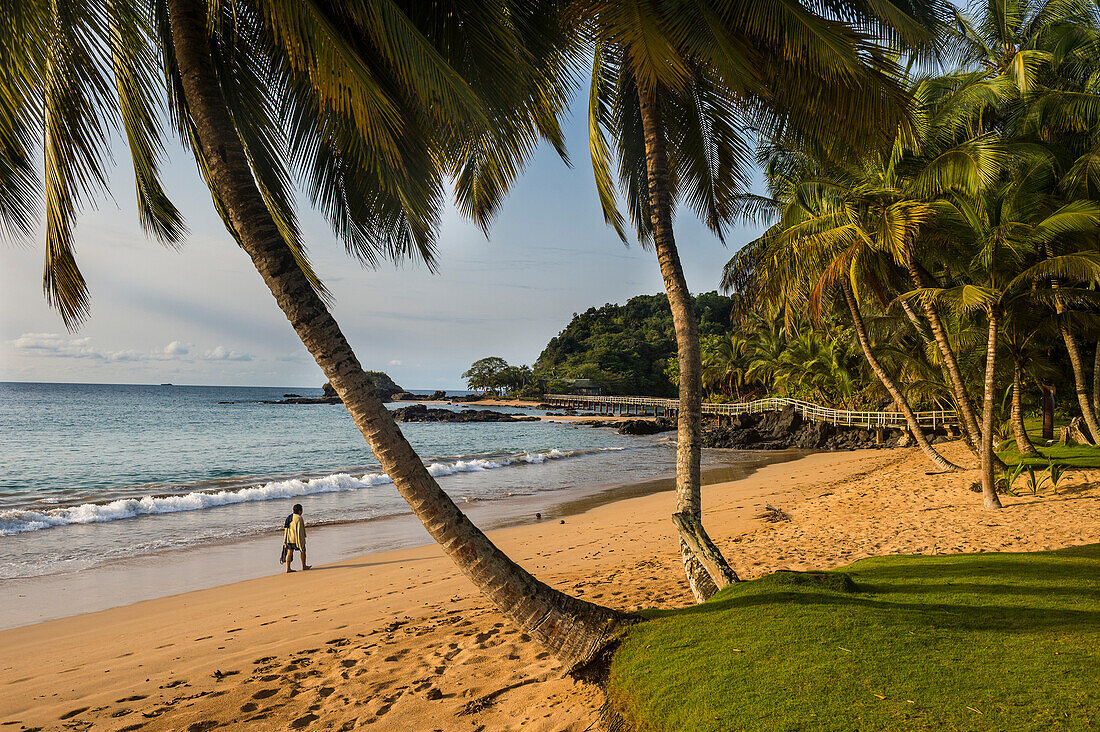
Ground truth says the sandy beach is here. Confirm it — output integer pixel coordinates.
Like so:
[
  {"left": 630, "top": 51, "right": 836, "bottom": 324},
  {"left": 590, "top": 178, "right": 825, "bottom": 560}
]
[{"left": 2, "top": 440, "right": 1097, "bottom": 731}]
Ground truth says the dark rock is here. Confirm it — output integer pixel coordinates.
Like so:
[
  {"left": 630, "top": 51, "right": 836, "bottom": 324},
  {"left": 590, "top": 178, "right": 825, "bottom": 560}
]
[
  {"left": 731, "top": 413, "right": 759, "bottom": 430},
  {"left": 771, "top": 405, "right": 802, "bottom": 436},
  {"left": 322, "top": 382, "right": 337, "bottom": 398},
  {"left": 428, "top": 390, "right": 447, "bottom": 400},
  {"left": 793, "top": 421, "right": 834, "bottom": 449},
  {"left": 390, "top": 404, "right": 537, "bottom": 423},
  {"left": 282, "top": 393, "right": 302, "bottom": 398},
  {"left": 617, "top": 418, "right": 675, "bottom": 436},
  {"left": 701, "top": 410, "right": 902, "bottom": 451},
  {"left": 391, "top": 392, "right": 416, "bottom": 401}
]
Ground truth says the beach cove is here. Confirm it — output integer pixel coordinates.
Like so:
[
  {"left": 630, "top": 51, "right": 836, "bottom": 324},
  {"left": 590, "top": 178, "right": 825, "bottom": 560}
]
[{"left": 2, "top": 441, "right": 1097, "bottom": 731}]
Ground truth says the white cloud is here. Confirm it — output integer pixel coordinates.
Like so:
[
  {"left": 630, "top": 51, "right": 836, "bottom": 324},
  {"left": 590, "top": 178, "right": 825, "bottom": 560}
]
[
  {"left": 13, "top": 333, "right": 101, "bottom": 359},
  {"left": 11, "top": 334, "right": 248, "bottom": 364},
  {"left": 388, "top": 359, "right": 403, "bottom": 366},
  {"left": 203, "top": 346, "right": 253, "bottom": 362}
]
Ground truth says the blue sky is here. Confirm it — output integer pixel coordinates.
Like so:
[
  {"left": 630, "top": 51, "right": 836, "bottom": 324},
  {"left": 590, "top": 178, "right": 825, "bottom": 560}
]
[{"left": 0, "top": 104, "right": 764, "bottom": 390}]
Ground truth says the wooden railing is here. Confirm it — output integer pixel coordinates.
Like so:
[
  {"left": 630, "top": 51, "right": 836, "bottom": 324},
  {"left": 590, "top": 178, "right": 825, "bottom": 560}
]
[{"left": 542, "top": 394, "right": 957, "bottom": 430}]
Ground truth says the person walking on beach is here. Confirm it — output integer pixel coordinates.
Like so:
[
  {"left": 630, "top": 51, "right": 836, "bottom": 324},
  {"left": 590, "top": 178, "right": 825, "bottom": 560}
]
[{"left": 283, "top": 504, "right": 311, "bottom": 573}]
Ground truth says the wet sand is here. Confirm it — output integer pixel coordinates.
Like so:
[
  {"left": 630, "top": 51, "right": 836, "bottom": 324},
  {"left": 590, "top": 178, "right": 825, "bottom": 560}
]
[{"left": 1, "top": 441, "right": 1097, "bottom": 731}]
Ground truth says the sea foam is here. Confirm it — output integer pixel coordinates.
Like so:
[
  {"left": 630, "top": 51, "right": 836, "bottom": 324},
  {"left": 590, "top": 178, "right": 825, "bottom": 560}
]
[{"left": 0, "top": 447, "right": 619, "bottom": 536}]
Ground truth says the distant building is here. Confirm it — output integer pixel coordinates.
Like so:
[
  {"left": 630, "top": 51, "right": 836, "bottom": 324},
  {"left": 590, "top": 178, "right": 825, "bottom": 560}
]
[{"left": 562, "top": 379, "right": 602, "bottom": 396}]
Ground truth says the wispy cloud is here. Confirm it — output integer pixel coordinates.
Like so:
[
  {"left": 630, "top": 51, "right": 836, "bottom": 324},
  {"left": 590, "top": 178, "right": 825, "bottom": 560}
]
[
  {"left": 12, "top": 334, "right": 251, "bottom": 363},
  {"left": 202, "top": 346, "right": 253, "bottom": 362}
]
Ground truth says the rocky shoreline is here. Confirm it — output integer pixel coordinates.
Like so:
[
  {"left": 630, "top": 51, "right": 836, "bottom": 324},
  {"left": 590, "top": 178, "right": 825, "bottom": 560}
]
[
  {"left": 390, "top": 404, "right": 539, "bottom": 423},
  {"left": 571, "top": 405, "right": 944, "bottom": 451}
]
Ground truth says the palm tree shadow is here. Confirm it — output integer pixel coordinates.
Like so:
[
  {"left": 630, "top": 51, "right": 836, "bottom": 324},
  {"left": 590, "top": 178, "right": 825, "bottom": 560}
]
[{"left": 643, "top": 544, "right": 1100, "bottom": 633}]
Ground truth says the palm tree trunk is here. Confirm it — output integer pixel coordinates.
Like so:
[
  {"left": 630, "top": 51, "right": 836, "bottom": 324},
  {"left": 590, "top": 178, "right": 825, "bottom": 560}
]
[
  {"left": 1093, "top": 342, "right": 1100, "bottom": 421},
  {"left": 897, "top": 297, "right": 978, "bottom": 456},
  {"left": 167, "top": 0, "right": 630, "bottom": 673},
  {"left": 979, "top": 309, "right": 1003, "bottom": 509},
  {"left": 903, "top": 253, "right": 984, "bottom": 455},
  {"left": 636, "top": 77, "right": 736, "bottom": 601},
  {"left": 1054, "top": 296, "right": 1100, "bottom": 443},
  {"left": 840, "top": 280, "right": 961, "bottom": 472},
  {"left": 1011, "top": 356, "right": 1040, "bottom": 457}
]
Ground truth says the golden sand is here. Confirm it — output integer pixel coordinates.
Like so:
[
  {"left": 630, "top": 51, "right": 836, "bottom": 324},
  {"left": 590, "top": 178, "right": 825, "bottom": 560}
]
[{"left": 1, "top": 441, "right": 1096, "bottom": 731}]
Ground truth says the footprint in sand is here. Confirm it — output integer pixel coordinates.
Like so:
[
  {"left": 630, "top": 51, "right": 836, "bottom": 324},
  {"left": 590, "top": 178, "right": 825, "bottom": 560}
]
[
  {"left": 58, "top": 707, "right": 88, "bottom": 720},
  {"left": 187, "top": 722, "right": 219, "bottom": 732},
  {"left": 290, "top": 713, "right": 318, "bottom": 728},
  {"left": 115, "top": 695, "right": 147, "bottom": 703},
  {"left": 240, "top": 702, "right": 258, "bottom": 713},
  {"left": 252, "top": 688, "right": 279, "bottom": 700}
]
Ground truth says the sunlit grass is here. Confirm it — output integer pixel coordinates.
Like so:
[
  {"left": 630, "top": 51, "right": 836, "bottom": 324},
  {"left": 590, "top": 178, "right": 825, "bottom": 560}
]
[
  {"left": 997, "top": 416, "right": 1100, "bottom": 467},
  {"left": 607, "top": 545, "right": 1100, "bottom": 731}
]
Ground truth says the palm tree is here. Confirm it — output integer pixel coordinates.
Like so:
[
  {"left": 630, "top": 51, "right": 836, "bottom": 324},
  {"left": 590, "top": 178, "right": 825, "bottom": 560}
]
[
  {"left": 725, "top": 139, "right": 965, "bottom": 472},
  {"left": 924, "top": 161, "right": 1100, "bottom": 505},
  {"left": 578, "top": 0, "right": 947, "bottom": 601},
  {"left": 701, "top": 333, "right": 745, "bottom": 399},
  {"left": 8, "top": 0, "right": 631, "bottom": 672},
  {"left": 950, "top": 0, "right": 1100, "bottom": 437}
]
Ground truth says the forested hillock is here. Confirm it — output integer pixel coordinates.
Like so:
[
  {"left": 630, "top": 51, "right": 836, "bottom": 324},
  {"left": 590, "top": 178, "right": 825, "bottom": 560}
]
[{"left": 534, "top": 293, "right": 735, "bottom": 396}]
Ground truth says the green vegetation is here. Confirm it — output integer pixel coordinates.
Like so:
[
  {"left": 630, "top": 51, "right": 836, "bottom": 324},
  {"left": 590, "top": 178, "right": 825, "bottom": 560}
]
[
  {"left": 608, "top": 545, "right": 1100, "bottom": 731},
  {"left": 997, "top": 418, "right": 1100, "bottom": 468},
  {"left": 721, "top": 0, "right": 1100, "bottom": 489},
  {"left": 460, "top": 357, "right": 539, "bottom": 398},
  {"left": 464, "top": 293, "right": 735, "bottom": 397}
]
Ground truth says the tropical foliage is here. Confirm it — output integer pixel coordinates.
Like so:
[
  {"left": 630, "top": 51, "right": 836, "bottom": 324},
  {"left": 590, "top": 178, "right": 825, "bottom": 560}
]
[
  {"left": 533, "top": 293, "right": 736, "bottom": 396},
  {"left": 721, "top": 0, "right": 1100, "bottom": 504}
]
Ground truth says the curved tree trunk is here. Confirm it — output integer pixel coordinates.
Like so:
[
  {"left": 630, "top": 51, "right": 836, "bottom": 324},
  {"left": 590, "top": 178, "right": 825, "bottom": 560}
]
[
  {"left": 168, "top": 0, "right": 631, "bottom": 673},
  {"left": 840, "top": 280, "right": 961, "bottom": 472},
  {"left": 1054, "top": 296, "right": 1100, "bottom": 443},
  {"left": 636, "top": 78, "right": 736, "bottom": 602},
  {"left": 1011, "top": 356, "right": 1040, "bottom": 457},
  {"left": 902, "top": 253, "right": 984, "bottom": 456},
  {"left": 1093, "top": 342, "right": 1099, "bottom": 422},
  {"left": 979, "top": 309, "right": 1003, "bottom": 509},
  {"left": 898, "top": 297, "right": 978, "bottom": 458}
]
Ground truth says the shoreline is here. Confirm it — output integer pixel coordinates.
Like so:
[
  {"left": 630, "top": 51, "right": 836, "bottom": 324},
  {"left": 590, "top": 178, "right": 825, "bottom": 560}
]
[
  {"left": 3, "top": 442, "right": 1095, "bottom": 731},
  {"left": 0, "top": 448, "right": 807, "bottom": 630}
]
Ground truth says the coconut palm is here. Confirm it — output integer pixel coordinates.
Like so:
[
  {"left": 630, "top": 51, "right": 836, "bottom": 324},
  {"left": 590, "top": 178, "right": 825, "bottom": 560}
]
[
  {"left": 921, "top": 158, "right": 1100, "bottom": 505},
  {"left": 578, "top": 0, "right": 948, "bottom": 601},
  {"left": 5, "top": 0, "right": 632, "bottom": 671},
  {"left": 723, "top": 137, "right": 967, "bottom": 472},
  {"left": 701, "top": 333, "right": 745, "bottom": 398},
  {"left": 950, "top": 0, "right": 1100, "bottom": 435}
]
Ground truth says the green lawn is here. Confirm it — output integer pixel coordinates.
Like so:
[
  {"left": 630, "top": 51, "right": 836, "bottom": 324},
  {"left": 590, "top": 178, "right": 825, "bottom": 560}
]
[
  {"left": 997, "top": 417, "right": 1100, "bottom": 467},
  {"left": 607, "top": 546, "right": 1100, "bottom": 731}
]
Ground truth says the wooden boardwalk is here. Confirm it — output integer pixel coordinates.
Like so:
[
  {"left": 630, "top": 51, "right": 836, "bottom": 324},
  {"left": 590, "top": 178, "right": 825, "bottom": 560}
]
[{"left": 542, "top": 394, "right": 957, "bottom": 430}]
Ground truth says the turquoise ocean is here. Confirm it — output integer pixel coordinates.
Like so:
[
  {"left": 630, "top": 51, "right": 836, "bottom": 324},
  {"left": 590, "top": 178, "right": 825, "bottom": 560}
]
[{"left": 0, "top": 382, "right": 747, "bottom": 583}]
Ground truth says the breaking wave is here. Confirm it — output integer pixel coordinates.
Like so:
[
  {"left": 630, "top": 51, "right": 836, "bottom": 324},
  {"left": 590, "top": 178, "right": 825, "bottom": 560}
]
[{"left": 0, "top": 447, "right": 623, "bottom": 536}]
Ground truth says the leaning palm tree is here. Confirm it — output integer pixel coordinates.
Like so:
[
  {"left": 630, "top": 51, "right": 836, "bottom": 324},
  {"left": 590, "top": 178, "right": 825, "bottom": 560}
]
[
  {"left": 724, "top": 139, "right": 965, "bottom": 472},
  {"left": 5, "top": 0, "right": 630, "bottom": 672},
  {"left": 577, "top": 0, "right": 949, "bottom": 601}
]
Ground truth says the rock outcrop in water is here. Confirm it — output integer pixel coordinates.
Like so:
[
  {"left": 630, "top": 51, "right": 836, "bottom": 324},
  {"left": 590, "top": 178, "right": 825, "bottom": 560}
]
[
  {"left": 263, "top": 372, "right": 404, "bottom": 405},
  {"left": 391, "top": 404, "right": 539, "bottom": 423},
  {"left": 617, "top": 418, "right": 675, "bottom": 436}
]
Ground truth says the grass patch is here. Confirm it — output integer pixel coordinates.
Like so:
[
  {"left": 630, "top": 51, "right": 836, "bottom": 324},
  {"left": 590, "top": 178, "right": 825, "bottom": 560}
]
[
  {"left": 996, "top": 416, "right": 1100, "bottom": 468},
  {"left": 607, "top": 545, "right": 1100, "bottom": 731}
]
